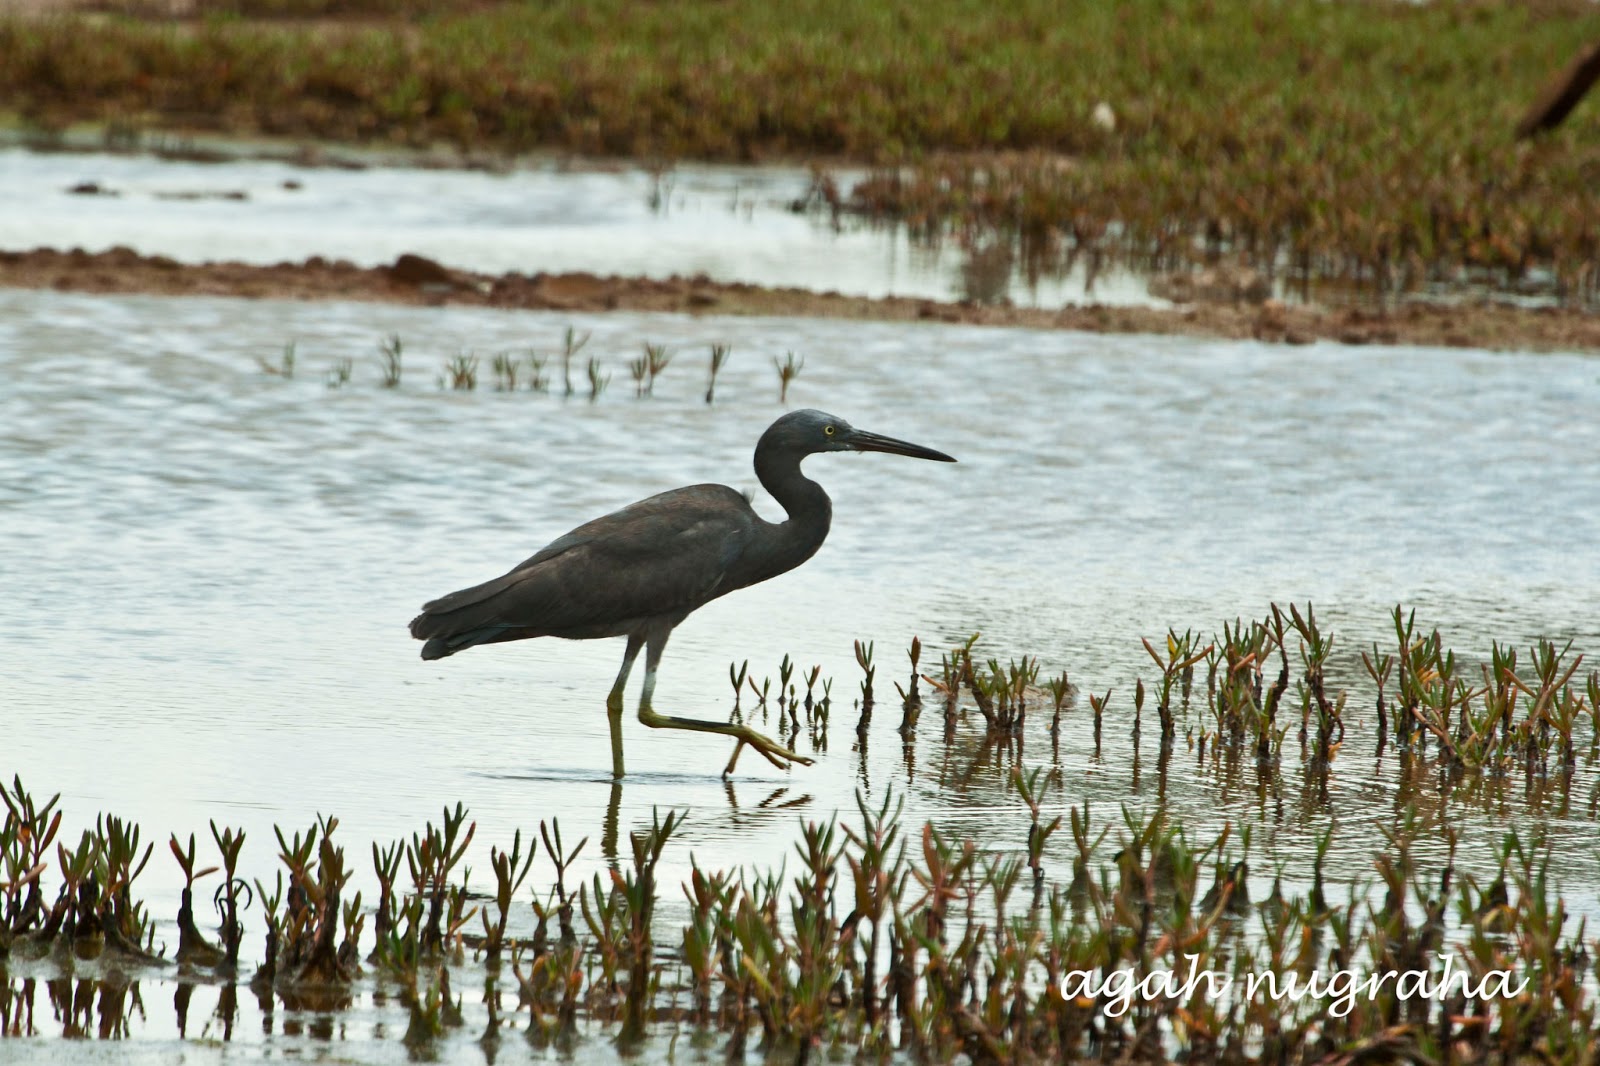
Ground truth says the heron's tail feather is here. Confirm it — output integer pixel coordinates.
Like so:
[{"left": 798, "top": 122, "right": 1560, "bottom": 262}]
[
  {"left": 411, "top": 566, "right": 554, "bottom": 659},
  {"left": 416, "top": 627, "right": 506, "bottom": 660}
]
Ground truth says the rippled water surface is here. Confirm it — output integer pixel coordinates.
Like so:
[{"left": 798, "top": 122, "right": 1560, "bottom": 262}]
[
  {"left": 0, "top": 148, "right": 1154, "bottom": 306},
  {"left": 3, "top": 288, "right": 1600, "bottom": 1060}
]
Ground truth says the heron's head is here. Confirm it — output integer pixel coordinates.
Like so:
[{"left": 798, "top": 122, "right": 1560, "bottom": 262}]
[{"left": 763, "top": 409, "right": 957, "bottom": 462}]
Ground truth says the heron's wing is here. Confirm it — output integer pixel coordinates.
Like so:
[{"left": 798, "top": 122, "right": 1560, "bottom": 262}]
[{"left": 411, "top": 485, "right": 755, "bottom": 643}]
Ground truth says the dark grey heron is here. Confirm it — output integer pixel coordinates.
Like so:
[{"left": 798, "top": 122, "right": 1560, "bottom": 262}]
[{"left": 410, "top": 409, "right": 956, "bottom": 778}]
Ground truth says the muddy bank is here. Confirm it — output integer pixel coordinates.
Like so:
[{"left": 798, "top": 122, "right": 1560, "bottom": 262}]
[{"left": 4, "top": 245, "right": 1598, "bottom": 351}]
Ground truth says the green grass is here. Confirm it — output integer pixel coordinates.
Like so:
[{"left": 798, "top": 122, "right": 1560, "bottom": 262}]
[{"left": 4, "top": 0, "right": 1600, "bottom": 296}]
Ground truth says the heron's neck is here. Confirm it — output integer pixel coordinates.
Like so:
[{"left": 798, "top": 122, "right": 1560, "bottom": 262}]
[{"left": 754, "top": 443, "right": 832, "bottom": 571}]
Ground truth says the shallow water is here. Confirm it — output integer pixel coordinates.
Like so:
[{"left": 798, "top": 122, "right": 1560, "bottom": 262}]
[
  {"left": 3, "top": 288, "right": 1600, "bottom": 1059},
  {"left": 0, "top": 147, "right": 1155, "bottom": 307}
]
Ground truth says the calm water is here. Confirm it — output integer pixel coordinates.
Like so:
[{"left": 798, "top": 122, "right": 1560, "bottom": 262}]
[
  {"left": 0, "top": 147, "right": 1154, "bottom": 307},
  {"left": 3, "top": 288, "right": 1600, "bottom": 1059}
]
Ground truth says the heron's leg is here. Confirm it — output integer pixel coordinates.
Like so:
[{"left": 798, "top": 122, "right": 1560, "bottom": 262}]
[
  {"left": 635, "top": 629, "right": 813, "bottom": 774},
  {"left": 607, "top": 634, "right": 645, "bottom": 779}
]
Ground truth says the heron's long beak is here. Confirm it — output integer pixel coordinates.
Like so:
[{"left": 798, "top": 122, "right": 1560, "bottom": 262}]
[{"left": 846, "top": 428, "right": 957, "bottom": 463}]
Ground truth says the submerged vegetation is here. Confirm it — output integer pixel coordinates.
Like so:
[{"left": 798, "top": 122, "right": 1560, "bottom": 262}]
[
  {"left": 6, "top": 604, "right": 1600, "bottom": 1057},
  {"left": 264, "top": 331, "right": 788, "bottom": 401},
  {"left": 5, "top": 1, "right": 1600, "bottom": 303}
]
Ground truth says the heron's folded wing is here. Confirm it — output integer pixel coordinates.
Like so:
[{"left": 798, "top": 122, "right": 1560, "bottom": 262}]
[{"left": 415, "top": 485, "right": 754, "bottom": 636}]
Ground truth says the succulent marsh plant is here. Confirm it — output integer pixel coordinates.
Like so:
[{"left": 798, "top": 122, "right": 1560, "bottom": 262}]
[
  {"left": 257, "top": 341, "right": 296, "bottom": 379},
  {"left": 774, "top": 351, "right": 804, "bottom": 404},
  {"left": 444, "top": 352, "right": 478, "bottom": 391},
  {"left": 376, "top": 333, "right": 403, "bottom": 388},
  {"left": 559, "top": 327, "right": 590, "bottom": 398},
  {"left": 705, "top": 343, "right": 731, "bottom": 404},
  {"left": 585, "top": 356, "right": 609, "bottom": 401}
]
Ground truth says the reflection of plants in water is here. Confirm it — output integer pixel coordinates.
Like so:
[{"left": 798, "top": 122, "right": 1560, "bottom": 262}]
[
  {"left": 956, "top": 237, "right": 1015, "bottom": 305},
  {"left": 7, "top": 604, "right": 1600, "bottom": 1055},
  {"left": 0, "top": 793, "right": 1594, "bottom": 1059}
]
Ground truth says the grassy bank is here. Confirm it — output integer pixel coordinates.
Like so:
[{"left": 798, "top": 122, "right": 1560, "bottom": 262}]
[{"left": 4, "top": 1, "right": 1600, "bottom": 302}]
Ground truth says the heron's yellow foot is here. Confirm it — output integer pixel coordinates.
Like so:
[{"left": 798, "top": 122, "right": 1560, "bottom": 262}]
[
  {"left": 722, "top": 728, "right": 812, "bottom": 775},
  {"left": 635, "top": 704, "right": 812, "bottom": 775}
]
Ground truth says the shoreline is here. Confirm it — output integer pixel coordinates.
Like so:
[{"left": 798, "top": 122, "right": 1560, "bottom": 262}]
[{"left": 5, "top": 246, "right": 1599, "bottom": 352}]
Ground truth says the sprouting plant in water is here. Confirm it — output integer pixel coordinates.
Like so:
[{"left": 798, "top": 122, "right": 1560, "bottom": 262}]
[
  {"left": 586, "top": 357, "right": 609, "bottom": 402},
  {"left": 444, "top": 353, "right": 479, "bottom": 391},
  {"left": 526, "top": 352, "right": 549, "bottom": 392},
  {"left": 706, "top": 344, "right": 731, "bottom": 404},
  {"left": 561, "top": 327, "right": 590, "bottom": 398},
  {"left": 481, "top": 829, "right": 536, "bottom": 965},
  {"left": 170, "top": 831, "right": 224, "bottom": 967},
  {"left": 377, "top": 334, "right": 403, "bottom": 388},
  {"left": 257, "top": 341, "right": 296, "bottom": 378},
  {"left": 491, "top": 352, "right": 520, "bottom": 392},
  {"left": 645, "top": 343, "right": 671, "bottom": 392},
  {"left": 729, "top": 659, "right": 749, "bottom": 711},
  {"left": 326, "top": 357, "right": 352, "bottom": 389},
  {"left": 210, "top": 819, "right": 248, "bottom": 971},
  {"left": 1046, "top": 670, "right": 1072, "bottom": 737},
  {"left": 628, "top": 354, "right": 649, "bottom": 397},
  {"left": 1012, "top": 766, "right": 1062, "bottom": 889},
  {"left": 895, "top": 636, "right": 923, "bottom": 734},
  {"left": 774, "top": 351, "right": 804, "bottom": 404},
  {"left": 777, "top": 654, "right": 795, "bottom": 710},
  {"left": 1141, "top": 627, "right": 1211, "bottom": 740},
  {"left": 1087, "top": 687, "right": 1112, "bottom": 755},
  {"left": 855, "top": 639, "right": 876, "bottom": 734}
]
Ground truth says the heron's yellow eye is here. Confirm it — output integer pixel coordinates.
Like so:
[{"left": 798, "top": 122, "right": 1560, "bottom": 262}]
[{"left": 823, "top": 425, "right": 836, "bottom": 436}]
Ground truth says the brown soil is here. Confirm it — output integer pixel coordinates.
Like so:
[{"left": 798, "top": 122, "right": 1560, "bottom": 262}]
[{"left": 4, "top": 245, "right": 1598, "bottom": 352}]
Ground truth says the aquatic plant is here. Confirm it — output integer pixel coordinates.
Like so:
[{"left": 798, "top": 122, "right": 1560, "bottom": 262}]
[
  {"left": 705, "top": 343, "right": 731, "bottom": 404},
  {"left": 728, "top": 658, "right": 748, "bottom": 712},
  {"left": 376, "top": 333, "right": 403, "bottom": 388},
  {"left": 266, "top": 815, "right": 357, "bottom": 989},
  {"left": 0, "top": 765, "right": 1597, "bottom": 1060},
  {"left": 774, "top": 351, "right": 804, "bottom": 404},
  {"left": 325, "top": 356, "right": 353, "bottom": 388},
  {"left": 525, "top": 351, "right": 549, "bottom": 392},
  {"left": 585, "top": 356, "right": 609, "bottom": 402},
  {"left": 170, "top": 831, "right": 224, "bottom": 967},
  {"left": 560, "top": 327, "right": 590, "bottom": 398},
  {"left": 490, "top": 351, "right": 520, "bottom": 391},
  {"left": 8, "top": 599, "right": 1600, "bottom": 1055},
  {"left": 854, "top": 638, "right": 875, "bottom": 733},
  {"left": 895, "top": 636, "right": 923, "bottom": 735},
  {"left": 479, "top": 829, "right": 534, "bottom": 965},
  {"left": 443, "top": 352, "right": 478, "bottom": 390},
  {"left": 257, "top": 341, "right": 295, "bottom": 379},
  {"left": 643, "top": 341, "right": 671, "bottom": 395}
]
